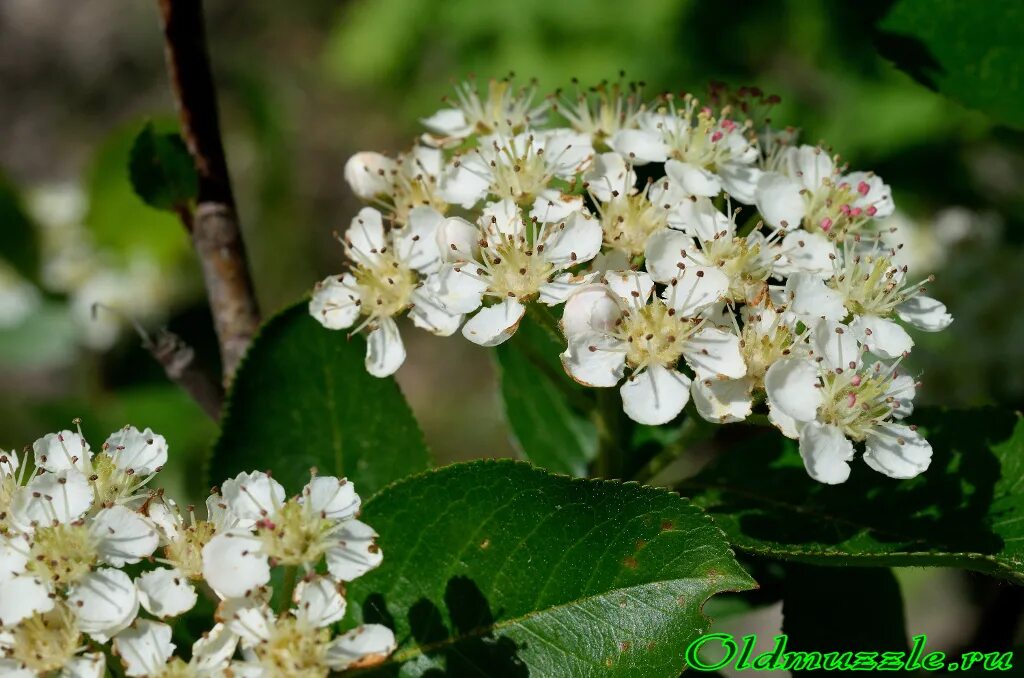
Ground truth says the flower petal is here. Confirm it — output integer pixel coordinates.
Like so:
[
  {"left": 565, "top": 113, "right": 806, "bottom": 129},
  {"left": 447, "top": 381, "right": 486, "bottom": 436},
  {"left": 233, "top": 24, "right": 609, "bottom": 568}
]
[
  {"left": 309, "top": 273, "right": 361, "bottom": 330},
  {"left": 221, "top": 471, "right": 285, "bottom": 522},
  {"left": 692, "top": 377, "right": 753, "bottom": 423},
  {"left": 63, "top": 652, "right": 106, "bottom": 678},
  {"left": 191, "top": 622, "right": 239, "bottom": 671},
  {"left": 32, "top": 430, "right": 91, "bottom": 473},
  {"left": 896, "top": 296, "right": 953, "bottom": 331},
  {"left": 683, "top": 327, "right": 746, "bottom": 379},
  {"left": 325, "top": 519, "right": 383, "bottom": 582},
  {"left": 665, "top": 160, "right": 721, "bottom": 197},
  {"left": 765, "top": 357, "right": 823, "bottom": 422},
  {"left": 798, "top": 421, "right": 854, "bottom": 485},
  {"left": 887, "top": 374, "right": 916, "bottom": 419},
  {"left": 421, "top": 108, "right": 471, "bottom": 137},
  {"left": 604, "top": 270, "right": 654, "bottom": 309},
  {"left": 668, "top": 197, "right": 731, "bottom": 241},
  {"left": 530, "top": 190, "right": 585, "bottom": 224},
  {"left": 293, "top": 575, "right": 347, "bottom": 628},
  {"left": 201, "top": 532, "right": 271, "bottom": 599},
  {"left": 461, "top": 298, "right": 525, "bottom": 347},
  {"left": 344, "top": 152, "right": 395, "bottom": 200},
  {"left": 561, "top": 285, "right": 623, "bottom": 338},
  {"left": 864, "top": 423, "right": 932, "bottom": 479},
  {"left": 785, "top": 272, "right": 846, "bottom": 322},
  {"left": 539, "top": 271, "right": 600, "bottom": 305},
  {"left": 810, "top": 319, "right": 861, "bottom": 372},
  {"left": 755, "top": 172, "right": 805, "bottom": 230},
  {"left": 609, "top": 129, "right": 669, "bottom": 164},
  {"left": 541, "top": 210, "right": 603, "bottom": 267},
  {"left": 137, "top": 568, "right": 198, "bottom": 618},
  {"left": 102, "top": 426, "right": 167, "bottom": 475},
  {"left": 113, "top": 620, "right": 175, "bottom": 677},
  {"left": 302, "top": 475, "right": 360, "bottom": 521},
  {"left": 433, "top": 264, "right": 488, "bottom": 314},
  {"left": 777, "top": 230, "right": 837, "bottom": 278},
  {"left": 585, "top": 152, "right": 636, "bottom": 202},
  {"left": 345, "top": 207, "right": 387, "bottom": 266},
  {"left": 0, "top": 574, "right": 54, "bottom": 625},
  {"left": 718, "top": 162, "right": 763, "bottom": 204},
  {"left": 91, "top": 505, "right": 160, "bottom": 567},
  {"left": 68, "top": 568, "right": 140, "bottom": 642},
  {"left": 662, "top": 265, "right": 731, "bottom": 317},
  {"left": 395, "top": 206, "right": 445, "bottom": 273},
  {"left": 561, "top": 332, "right": 627, "bottom": 388},
  {"left": 11, "top": 469, "right": 93, "bottom": 529},
  {"left": 366, "top": 316, "right": 406, "bottom": 377},
  {"left": 438, "top": 163, "right": 490, "bottom": 208},
  {"left": 620, "top": 365, "right": 692, "bottom": 426},
  {"left": 851, "top": 315, "right": 913, "bottom": 359},
  {"left": 643, "top": 228, "right": 692, "bottom": 283},
  {"left": 326, "top": 624, "right": 398, "bottom": 671},
  {"left": 409, "top": 286, "right": 464, "bottom": 336}
]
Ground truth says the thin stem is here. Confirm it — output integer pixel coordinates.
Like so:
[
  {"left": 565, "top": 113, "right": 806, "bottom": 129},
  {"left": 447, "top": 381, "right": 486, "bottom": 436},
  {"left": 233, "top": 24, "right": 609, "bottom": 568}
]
[
  {"left": 632, "top": 413, "right": 714, "bottom": 485},
  {"left": 277, "top": 566, "right": 298, "bottom": 614},
  {"left": 156, "top": 0, "right": 260, "bottom": 386}
]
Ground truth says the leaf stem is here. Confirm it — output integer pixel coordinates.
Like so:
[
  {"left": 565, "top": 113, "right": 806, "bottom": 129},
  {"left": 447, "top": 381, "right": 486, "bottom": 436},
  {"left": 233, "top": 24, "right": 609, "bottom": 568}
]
[{"left": 277, "top": 565, "right": 298, "bottom": 614}]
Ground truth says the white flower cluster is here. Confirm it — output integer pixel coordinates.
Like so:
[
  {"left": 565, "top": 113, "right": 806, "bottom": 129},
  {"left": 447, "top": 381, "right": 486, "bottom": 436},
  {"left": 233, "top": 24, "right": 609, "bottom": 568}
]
[
  {"left": 313, "top": 77, "right": 953, "bottom": 485},
  {"left": 0, "top": 425, "right": 395, "bottom": 676}
]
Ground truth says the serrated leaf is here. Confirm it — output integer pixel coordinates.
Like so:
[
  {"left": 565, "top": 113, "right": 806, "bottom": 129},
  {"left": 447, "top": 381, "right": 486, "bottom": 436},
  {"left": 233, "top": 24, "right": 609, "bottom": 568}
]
[
  {"left": 128, "top": 123, "right": 198, "bottom": 212},
  {"left": 876, "top": 0, "right": 1024, "bottom": 128},
  {"left": 209, "top": 303, "right": 431, "bottom": 496},
  {"left": 345, "top": 459, "right": 755, "bottom": 677},
  {"left": 495, "top": 315, "right": 597, "bottom": 476},
  {"left": 0, "top": 175, "right": 39, "bottom": 282},
  {"left": 679, "top": 408, "right": 1024, "bottom": 583}
]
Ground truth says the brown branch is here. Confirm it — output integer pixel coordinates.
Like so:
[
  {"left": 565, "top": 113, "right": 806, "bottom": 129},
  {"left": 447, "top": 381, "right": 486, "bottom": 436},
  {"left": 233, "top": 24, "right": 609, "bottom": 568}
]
[{"left": 156, "top": 0, "right": 260, "bottom": 386}]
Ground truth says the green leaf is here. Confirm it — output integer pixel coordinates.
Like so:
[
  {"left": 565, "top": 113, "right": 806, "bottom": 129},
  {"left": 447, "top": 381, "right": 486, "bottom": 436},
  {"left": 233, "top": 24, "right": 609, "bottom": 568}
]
[
  {"left": 877, "top": 0, "right": 1024, "bottom": 128},
  {"left": 209, "top": 303, "right": 431, "bottom": 496},
  {"left": 782, "top": 566, "right": 908, "bottom": 675},
  {"left": 128, "top": 123, "right": 198, "bottom": 212},
  {"left": 0, "top": 302, "right": 77, "bottom": 370},
  {"left": 679, "top": 408, "right": 1024, "bottom": 583},
  {"left": 0, "top": 175, "right": 39, "bottom": 282},
  {"left": 346, "top": 459, "right": 755, "bottom": 676},
  {"left": 84, "top": 120, "right": 192, "bottom": 267},
  {"left": 495, "top": 315, "right": 597, "bottom": 476}
]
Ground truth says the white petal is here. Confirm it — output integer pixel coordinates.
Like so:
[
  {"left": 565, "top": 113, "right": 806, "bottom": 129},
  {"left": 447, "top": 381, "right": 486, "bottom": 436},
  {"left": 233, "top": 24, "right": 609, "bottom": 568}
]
[
  {"left": 68, "top": 568, "right": 140, "bottom": 642},
  {"left": 585, "top": 152, "right": 636, "bottom": 202},
  {"left": 62, "top": 652, "right": 106, "bottom": 678},
  {"left": 0, "top": 449, "right": 19, "bottom": 478},
  {"left": 787, "top": 145, "right": 835, "bottom": 190},
  {"left": 887, "top": 374, "right": 916, "bottom": 419},
  {"left": 620, "top": 365, "right": 692, "bottom": 425},
  {"left": 366, "top": 317, "right": 406, "bottom": 377},
  {"left": 102, "top": 426, "right": 167, "bottom": 475},
  {"left": 718, "top": 162, "right": 763, "bottom": 204},
  {"left": 765, "top": 358, "right": 823, "bottom": 422},
  {"left": 433, "top": 264, "right": 488, "bottom": 315},
  {"left": 864, "top": 423, "right": 932, "bottom": 479},
  {"left": 301, "top": 476, "right": 360, "bottom": 521},
  {"left": 543, "top": 130, "right": 593, "bottom": 178},
  {"left": 481, "top": 199, "right": 522, "bottom": 238},
  {"left": 530, "top": 190, "right": 585, "bottom": 224},
  {"left": 191, "top": 622, "right": 239, "bottom": 671},
  {"left": 113, "top": 620, "right": 175, "bottom": 677},
  {"left": 461, "top": 298, "right": 525, "bottom": 347},
  {"left": 665, "top": 160, "right": 721, "bottom": 197},
  {"left": 421, "top": 108, "right": 471, "bottom": 137},
  {"left": 221, "top": 471, "right": 285, "bottom": 522},
  {"left": 561, "top": 333, "right": 627, "bottom": 388},
  {"left": 326, "top": 624, "right": 398, "bottom": 671},
  {"left": 409, "top": 286, "right": 463, "bottom": 336},
  {"left": 896, "top": 296, "right": 953, "bottom": 331},
  {"left": 668, "top": 197, "right": 731, "bottom": 241},
  {"left": 137, "top": 568, "right": 198, "bottom": 618},
  {"left": 144, "top": 499, "right": 182, "bottom": 542},
  {"left": 844, "top": 171, "right": 894, "bottom": 218},
  {"left": 217, "top": 596, "right": 272, "bottom": 647},
  {"left": 395, "top": 206, "right": 445, "bottom": 273},
  {"left": 345, "top": 207, "right": 387, "bottom": 265},
  {"left": 798, "top": 421, "right": 854, "bottom": 485},
  {"left": 755, "top": 172, "right": 805, "bottom": 229},
  {"left": 541, "top": 210, "right": 603, "bottom": 267},
  {"left": 32, "top": 430, "right": 92, "bottom": 473},
  {"left": 609, "top": 129, "right": 669, "bottom": 164},
  {"left": 643, "top": 228, "right": 692, "bottom": 282},
  {"left": 785, "top": 272, "right": 846, "bottom": 322},
  {"left": 0, "top": 575, "right": 54, "bottom": 625},
  {"left": 561, "top": 284, "right": 623, "bottom": 338},
  {"left": 810, "top": 319, "right": 862, "bottom": 372},
  {"left": 777, "top": 230, "right": 837, "bottom": 278},
  {"left": 11, "top": 469, "right": 93, "bottom": 528},
  {"left": 538, "top": 271, "right": 598, "bottom": 305},
  {"left": 325, "top": 520, "right": 383, "bottom": 582},
  {"left": 201, "top": 532, "right": 270, "bottom": 599},
  {"left": 438, "top": 163, "right": 490, "bottom": 208},
  {"left": 604, "top": 270, "right": 654, "bottom": 309},
  {"left": 0, "top": 534, "right": 28, "bottom": 585},
  {"left": 662, "top": 265, "right": 731, "bottom": 317},
  {"left": 344, "top": 152, "right": 396, "bottom": 200},
  {"left": 293, "top": 575, "right": 347, "bottom": 628},
  {"left": 851, "top": 315, "right": 913, "bottom": 359},
  {"left": 683, "top": 327, "right": 746, "bottom": 379},
  {"left": 91, "top": 505, "right": 160, "bottom": 566},
  {"left": 692, "top": 378, "right": 753, "bottom": 423},
  {"left": 309, "top": 273, "right": 361, "bottom": 330}
]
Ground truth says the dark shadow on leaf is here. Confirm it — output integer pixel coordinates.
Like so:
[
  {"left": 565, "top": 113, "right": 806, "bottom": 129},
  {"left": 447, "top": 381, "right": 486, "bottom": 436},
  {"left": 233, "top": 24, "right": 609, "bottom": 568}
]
[
  {"left": 682, "top": 408, "right": 1012, "bottom": 555},
  {"left": 873, "top": 29, "right": 944, "bottom": 91},
  {"left": 358, "top": 577, "right": 528, "bottom": 677}
]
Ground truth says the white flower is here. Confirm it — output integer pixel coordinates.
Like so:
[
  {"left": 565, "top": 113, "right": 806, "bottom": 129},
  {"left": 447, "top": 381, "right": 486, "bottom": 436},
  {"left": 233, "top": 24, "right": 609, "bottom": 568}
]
[
  {"left": 0, "top": 601, "right": 104, "bottom": 675},
  {"left": 201, "top": 471, "right": 380, "bottom": 599},
  {"left": 310, "top": 205, "right": 460, "bottom": 377},
  {"left": 421, "top": 78, "right": 548, "bottom": 144},
  {"left": 344, "top": 146, "right": 450, "bottom": 225},
  {"left": 755, "top": 145, "right": 894, "bottom": 234},
  {"left": 220, "top": 577, "right": 396, "bottom": 676},
  {"left": 145, "top": 493, "right": 236, "bottom": 593},
  {"left": 765, "top": 353, "right": 928, "bottom": 484},
  {"left": 441, "top": 130, "right": 593, "bottom": 210},
  {"left": 609, "top": 96, "right": 761, "bottom": 202},
  {"left": 435, "top": 200, "right": 603, "bottom": 346},
  {"left": 553, "top": 79, "right": 647, "bottom": 144},
  {"left": 560, "top": 271, "right": 746, "bottom": 425},
  {"left": 66, "top": 567, "right": 140, "bottom": 642},
  {"left": 113, "top": 618, "right": 239, "bottom": 677}
]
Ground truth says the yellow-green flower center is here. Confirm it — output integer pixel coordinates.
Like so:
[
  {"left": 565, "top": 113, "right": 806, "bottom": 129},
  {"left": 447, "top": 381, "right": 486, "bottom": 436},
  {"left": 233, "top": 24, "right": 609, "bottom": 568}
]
[
  {"left": 352, "top": 253, "right": 419, "bottom": 320},
  {"left": 10, "top": 604, "right": 81, "bottom": 672},
  {"left": 27, "top": 523, "right": 97, "bottom": 585},
  {"left": 257, "top": 501, "right": 332, "bottom": 567}
]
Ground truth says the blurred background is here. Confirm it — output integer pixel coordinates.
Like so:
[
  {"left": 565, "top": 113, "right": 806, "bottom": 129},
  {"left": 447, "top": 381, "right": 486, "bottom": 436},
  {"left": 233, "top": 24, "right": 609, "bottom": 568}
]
[{"left": 1, "top": 0, "right": 1021, "bottom": 667}]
